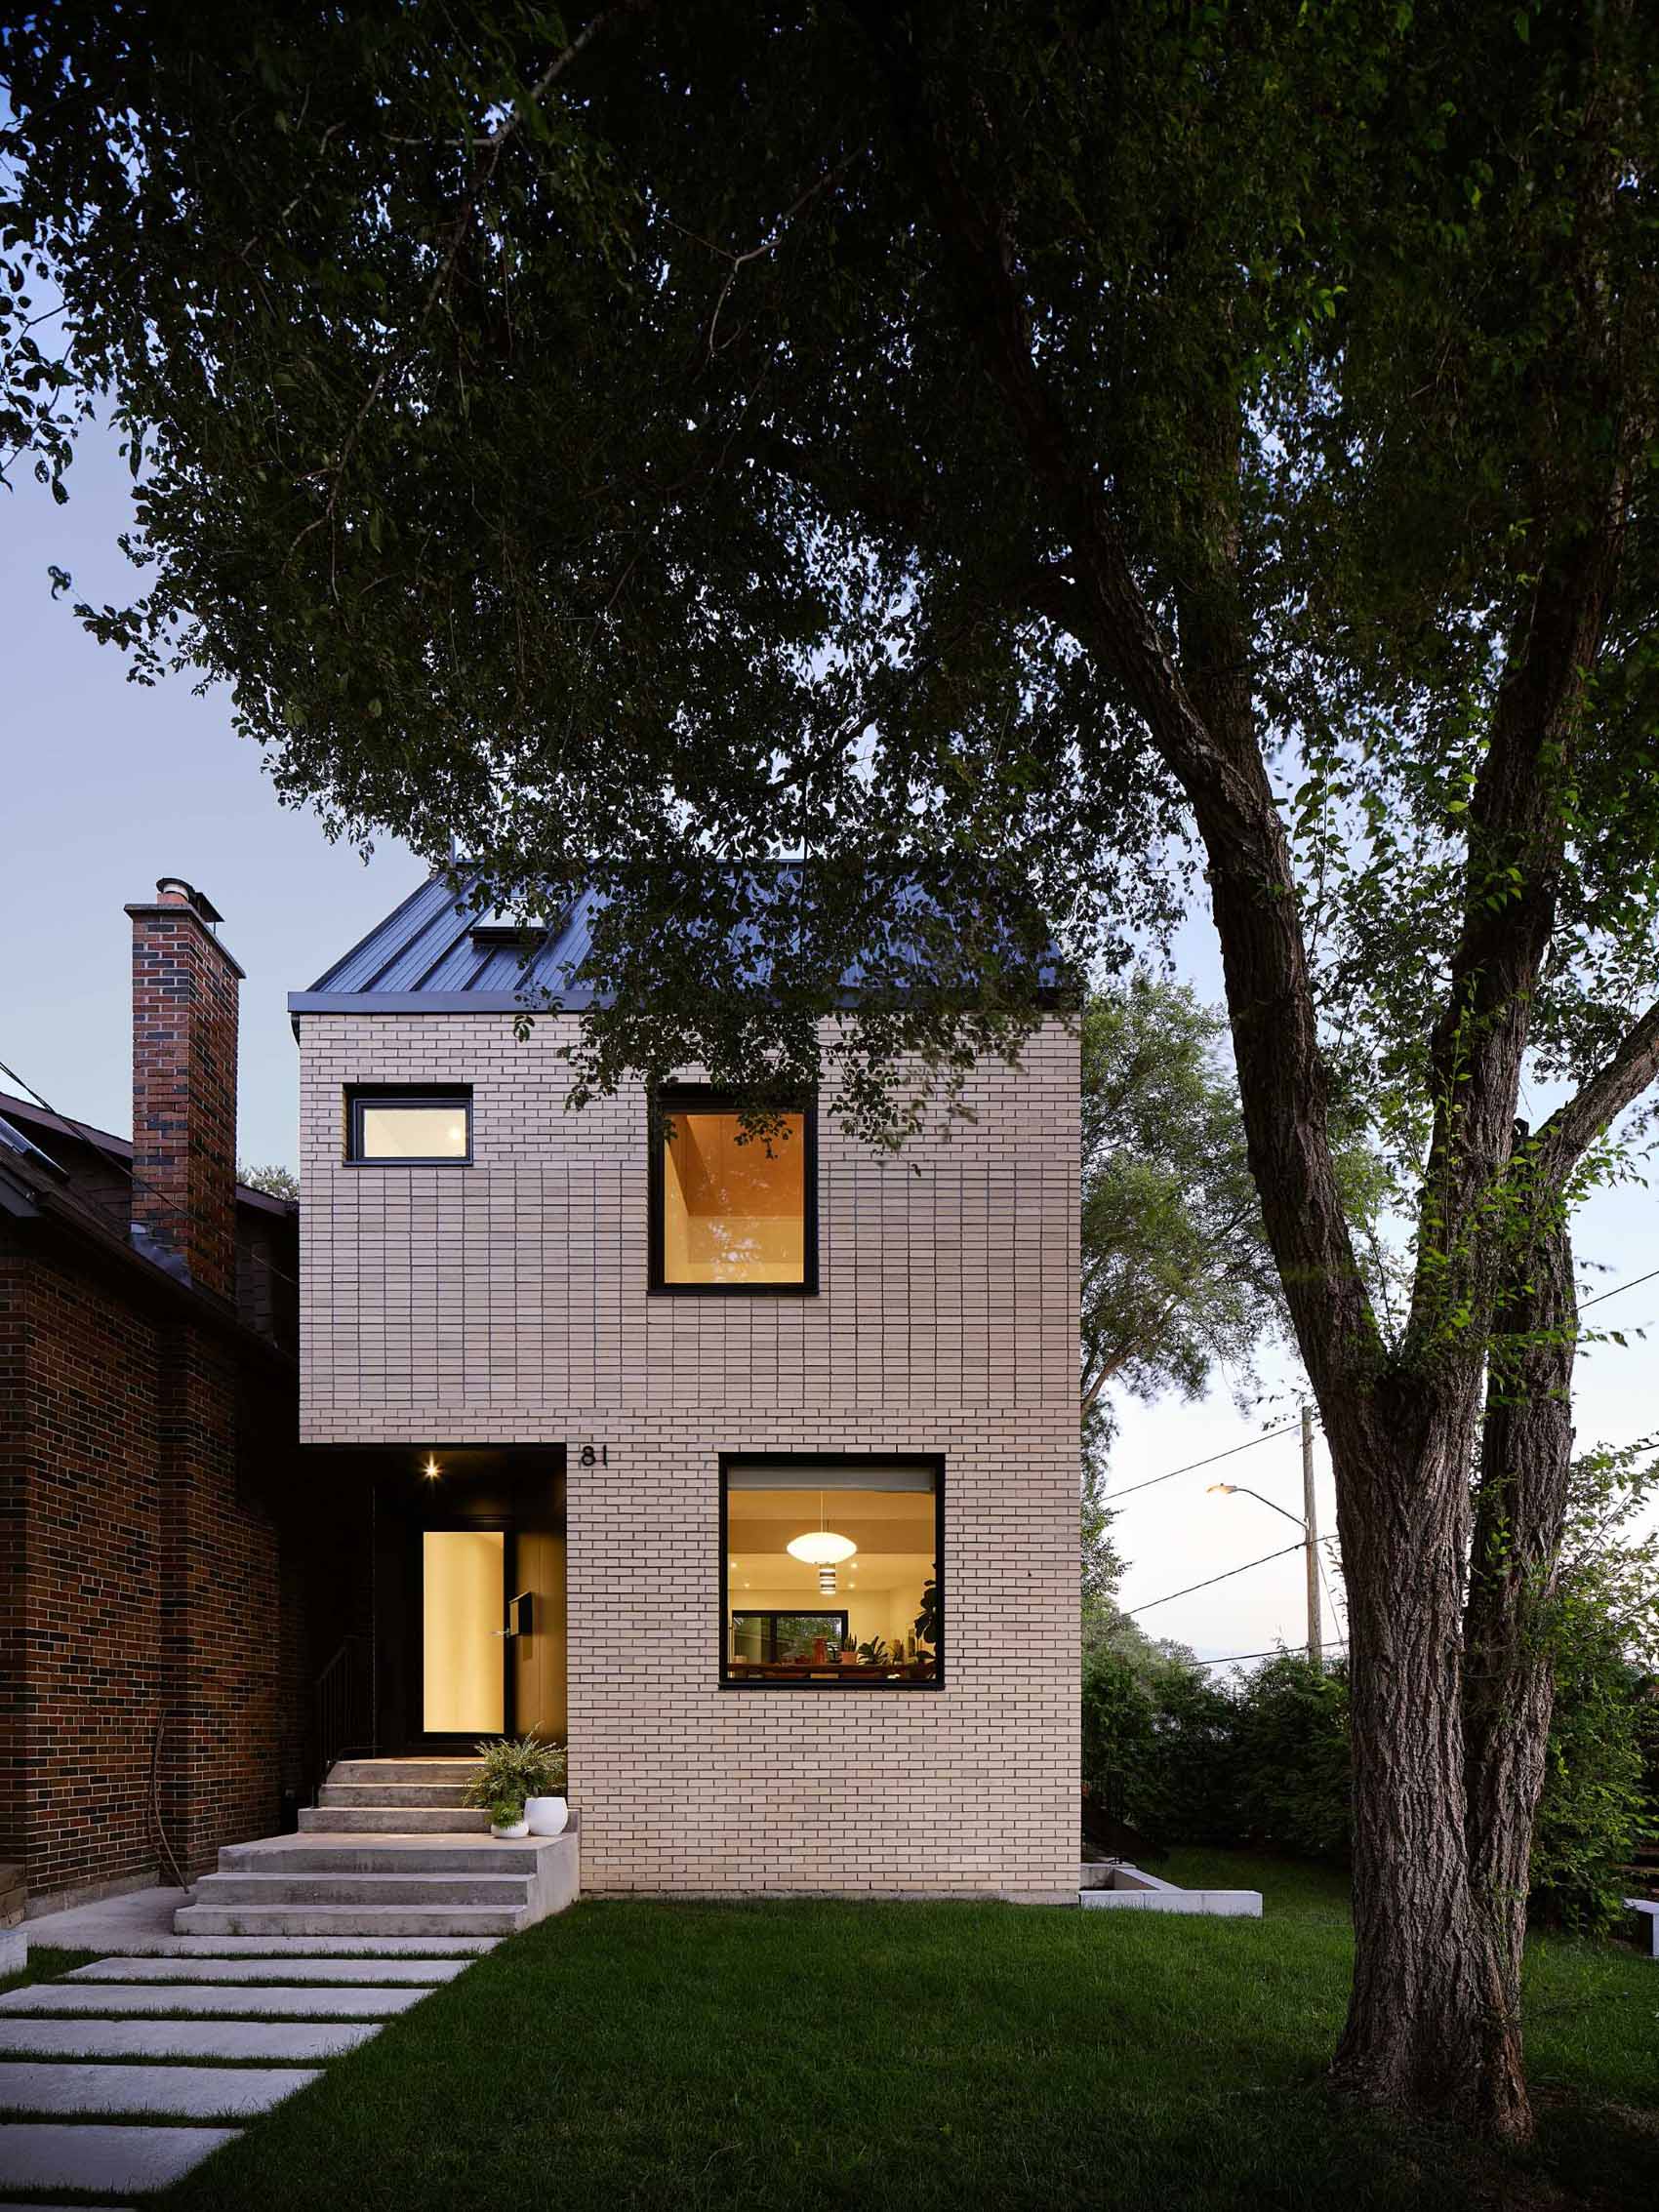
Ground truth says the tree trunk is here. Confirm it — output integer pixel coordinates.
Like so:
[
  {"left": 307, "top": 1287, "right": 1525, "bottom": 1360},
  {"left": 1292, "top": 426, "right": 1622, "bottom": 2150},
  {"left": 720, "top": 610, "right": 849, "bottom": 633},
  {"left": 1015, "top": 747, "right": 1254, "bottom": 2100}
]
[
  {"left": 1461, "top": 1207, "right": 1580, "bottom": 2137},
  {"left": 1324, "top": 1382, "right": 1509, "bottom": 2127}
]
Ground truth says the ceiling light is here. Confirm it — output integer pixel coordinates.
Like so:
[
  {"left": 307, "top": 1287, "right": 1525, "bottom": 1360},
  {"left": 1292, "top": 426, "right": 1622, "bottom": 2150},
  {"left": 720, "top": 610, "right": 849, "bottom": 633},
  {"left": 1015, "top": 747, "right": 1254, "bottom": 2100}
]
[
  {"left": 786, "top": 1490, "right": 857, "bottom": 1568},
  {"left": 788, "top": 1530, "right": 857, "bottom": 1565},
  {"left": 422, "top": 1455, "right": 441, "bottom": 1481},
  {"left": 818, "top": 1566, "right": 838, "bottom": 1595}
]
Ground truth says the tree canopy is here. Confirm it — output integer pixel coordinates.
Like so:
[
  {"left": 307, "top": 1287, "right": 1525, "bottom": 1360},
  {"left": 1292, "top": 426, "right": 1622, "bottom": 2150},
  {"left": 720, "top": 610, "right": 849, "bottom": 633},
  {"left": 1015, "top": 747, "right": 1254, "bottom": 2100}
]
[{"left": 7, "top": 0, "right": 1659, "bottom": 2140}]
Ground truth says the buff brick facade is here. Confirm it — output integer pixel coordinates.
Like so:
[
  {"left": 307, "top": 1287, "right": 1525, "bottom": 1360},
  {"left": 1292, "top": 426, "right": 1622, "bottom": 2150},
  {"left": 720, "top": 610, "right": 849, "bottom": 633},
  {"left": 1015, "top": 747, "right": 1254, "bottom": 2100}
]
[{"left": 296, "top": 1005, "right": 1080, "bottom": 1903}]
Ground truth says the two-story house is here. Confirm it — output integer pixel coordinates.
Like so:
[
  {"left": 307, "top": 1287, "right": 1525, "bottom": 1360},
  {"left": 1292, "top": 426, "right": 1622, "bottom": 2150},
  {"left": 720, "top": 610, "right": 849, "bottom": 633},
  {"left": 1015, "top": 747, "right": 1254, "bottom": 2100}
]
[{"left": 283, "top": 868, "right": 1079, "bottom": 1907}]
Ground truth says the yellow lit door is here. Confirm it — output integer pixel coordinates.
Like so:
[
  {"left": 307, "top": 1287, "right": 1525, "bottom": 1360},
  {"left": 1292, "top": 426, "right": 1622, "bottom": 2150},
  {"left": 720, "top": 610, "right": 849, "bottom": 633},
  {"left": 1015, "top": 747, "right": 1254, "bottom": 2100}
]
[{"left": 422, "top": 1530, "right": 506, "bottom": 1734}]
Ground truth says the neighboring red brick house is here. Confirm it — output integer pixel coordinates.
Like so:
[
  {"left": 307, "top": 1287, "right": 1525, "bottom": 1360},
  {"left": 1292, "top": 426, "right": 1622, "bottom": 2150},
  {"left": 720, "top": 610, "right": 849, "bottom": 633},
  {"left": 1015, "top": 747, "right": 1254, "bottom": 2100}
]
[{"left": 0, "top": 880, "right": 351, "bottom": 1916}]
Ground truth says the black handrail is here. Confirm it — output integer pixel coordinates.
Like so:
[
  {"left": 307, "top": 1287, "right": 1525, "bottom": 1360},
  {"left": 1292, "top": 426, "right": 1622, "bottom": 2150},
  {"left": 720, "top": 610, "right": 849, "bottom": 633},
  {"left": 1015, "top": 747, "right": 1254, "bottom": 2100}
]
[{"left": 312, "top": 1634, "right": 374, "bottom": 1804}]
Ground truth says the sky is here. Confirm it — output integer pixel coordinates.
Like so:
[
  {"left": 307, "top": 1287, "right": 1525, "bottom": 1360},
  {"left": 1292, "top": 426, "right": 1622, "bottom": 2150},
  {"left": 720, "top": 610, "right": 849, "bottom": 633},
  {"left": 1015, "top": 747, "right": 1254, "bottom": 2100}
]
[{"left": 4, "top": 421, "right": 1656, "bottom": 1666}]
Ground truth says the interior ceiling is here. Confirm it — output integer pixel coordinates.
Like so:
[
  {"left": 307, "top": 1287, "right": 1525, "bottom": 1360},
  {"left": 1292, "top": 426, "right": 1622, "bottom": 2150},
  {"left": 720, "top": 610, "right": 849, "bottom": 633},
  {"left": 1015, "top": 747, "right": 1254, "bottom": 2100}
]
[
  {"left": 728, "top": 1488, "right": 934, "bottom": 1557},
  {"left": 727, "top": 1549, "right": 933, "bottom": 1594}
]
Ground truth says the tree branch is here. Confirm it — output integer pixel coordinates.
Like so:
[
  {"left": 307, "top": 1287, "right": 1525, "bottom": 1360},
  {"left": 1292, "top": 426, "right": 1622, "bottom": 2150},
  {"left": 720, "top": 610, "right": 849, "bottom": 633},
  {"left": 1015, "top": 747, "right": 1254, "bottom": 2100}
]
[
  {"left": 1536, "top": 995, "right": 1659, "bottom": 1180},
  {"left": 851, "top": 6, "right": 1372, "bottom": 1404}
]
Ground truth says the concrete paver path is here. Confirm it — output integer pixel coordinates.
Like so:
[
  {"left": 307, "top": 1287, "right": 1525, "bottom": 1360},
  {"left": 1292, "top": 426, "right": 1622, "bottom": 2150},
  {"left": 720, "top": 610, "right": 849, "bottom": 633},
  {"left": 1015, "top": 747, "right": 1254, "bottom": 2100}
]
[
  {"left": 70, "top": 1955, "right": 465, "bottom": 1986},
  {"left": 0, "top": 2120, "right": 242, "bottom": 2192},
  {"left": 0, "top": 2061, "right": 320, "bottom": 2117}
]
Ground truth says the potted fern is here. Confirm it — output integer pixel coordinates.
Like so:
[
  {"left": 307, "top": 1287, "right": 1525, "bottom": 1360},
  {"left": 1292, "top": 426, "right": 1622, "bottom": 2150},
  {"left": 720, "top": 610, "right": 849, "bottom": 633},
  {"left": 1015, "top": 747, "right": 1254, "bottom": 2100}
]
[{"left": 464, "top": 1733, "right": 568, "bottom": 1838}]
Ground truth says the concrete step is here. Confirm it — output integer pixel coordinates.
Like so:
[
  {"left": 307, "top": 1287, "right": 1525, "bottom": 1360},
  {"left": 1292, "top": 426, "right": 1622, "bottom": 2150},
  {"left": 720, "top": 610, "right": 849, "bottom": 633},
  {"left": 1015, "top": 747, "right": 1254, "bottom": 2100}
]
[
  {"left": 192, "top": 1873, "right": 531, "bottom": 1909},
  {"left": 175, "top": 1904, "right": 527, "bottom": 1939},
  {"left": 300, "top": 1804, "right": 489, "bottom": 1834},
  {"left": 220, "top": 1840, "right": 541, "bottom": 1875},
  {"left": 328, "top": 1759, "right": 481, "bottom": 1788},
  {"left": 321, "top": 1783, "right": 474, "bottom": 1808}
]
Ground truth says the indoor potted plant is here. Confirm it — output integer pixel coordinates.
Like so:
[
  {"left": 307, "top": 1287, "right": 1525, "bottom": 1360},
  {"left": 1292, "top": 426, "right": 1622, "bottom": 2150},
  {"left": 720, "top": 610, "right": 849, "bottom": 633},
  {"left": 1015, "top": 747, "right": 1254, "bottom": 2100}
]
[{"left": 464, "top": 1733, "right": 568, "bottom": 1839}]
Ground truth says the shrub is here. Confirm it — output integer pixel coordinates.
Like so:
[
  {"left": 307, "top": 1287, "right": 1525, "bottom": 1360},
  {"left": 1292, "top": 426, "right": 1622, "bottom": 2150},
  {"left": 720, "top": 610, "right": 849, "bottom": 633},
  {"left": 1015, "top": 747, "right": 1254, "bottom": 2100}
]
[
  {"left": 1233, "top": 1654, "right": 1351, "bottom": 1860},
  {"left": 462, "top": 1733, "right": 566, "bottom": 1820},
  {"left": 1530, "top": 1636, "right": 1654, "bottom": 1931}
]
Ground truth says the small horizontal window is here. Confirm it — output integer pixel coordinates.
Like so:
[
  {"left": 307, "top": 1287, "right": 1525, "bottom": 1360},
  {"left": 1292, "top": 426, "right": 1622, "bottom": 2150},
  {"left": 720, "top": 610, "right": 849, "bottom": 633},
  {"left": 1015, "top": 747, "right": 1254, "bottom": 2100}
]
[
  {"left": 649, "top": 1088, "right": 817, "bottom": 1294},
  {"left": 346, "top": 1088, "right": 472, "bottom": 1165}
]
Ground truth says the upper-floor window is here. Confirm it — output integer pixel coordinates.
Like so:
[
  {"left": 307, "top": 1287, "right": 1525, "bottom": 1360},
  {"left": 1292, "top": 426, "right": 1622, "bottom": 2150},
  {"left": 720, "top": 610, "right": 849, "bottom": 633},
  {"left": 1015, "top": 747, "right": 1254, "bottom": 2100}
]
[
  {"left": 345, "top": 1086, "right": 473, "bottom": 1165},
  {"left": 649, "top": 1087, "right": 817, "bottom": 1293}
]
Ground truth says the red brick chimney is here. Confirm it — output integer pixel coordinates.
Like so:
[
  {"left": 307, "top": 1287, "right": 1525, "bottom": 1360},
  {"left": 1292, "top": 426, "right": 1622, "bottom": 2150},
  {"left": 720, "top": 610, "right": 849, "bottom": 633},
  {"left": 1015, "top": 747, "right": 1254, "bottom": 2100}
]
[{"left": 126, "top": 878, "right": 245, "bottom": 1303}]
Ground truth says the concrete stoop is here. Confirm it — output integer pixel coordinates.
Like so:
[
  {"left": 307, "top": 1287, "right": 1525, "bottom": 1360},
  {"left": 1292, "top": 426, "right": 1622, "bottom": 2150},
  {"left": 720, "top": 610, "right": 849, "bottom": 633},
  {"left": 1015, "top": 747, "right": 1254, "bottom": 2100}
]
[{"left": 176, "top": 1760, "right": 580, "bottom": 1940}]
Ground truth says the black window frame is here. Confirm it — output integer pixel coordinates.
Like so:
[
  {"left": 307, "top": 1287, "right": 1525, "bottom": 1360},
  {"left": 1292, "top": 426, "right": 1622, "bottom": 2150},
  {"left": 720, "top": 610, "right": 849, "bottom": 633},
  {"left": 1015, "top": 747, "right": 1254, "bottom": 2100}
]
[
  {"left": 728, "top": 1609, "right": 850, "bottom": 1664},
  {"left": 718, "top": 1451, "right": 945, "bottom": 1692},
  {"left": 344, "top": 1084, "right": 474, "bottom": 1168},
  {"left": 648, "top": 1084, "right": 819, "bottom": 1297}
]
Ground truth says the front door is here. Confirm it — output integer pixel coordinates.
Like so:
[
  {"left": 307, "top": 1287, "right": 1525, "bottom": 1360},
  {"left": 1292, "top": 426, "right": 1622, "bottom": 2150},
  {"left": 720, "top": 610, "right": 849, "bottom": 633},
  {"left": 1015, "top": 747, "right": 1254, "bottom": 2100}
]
[{"left": 420, "top": 1526, "right": 511, "bottom": 1739}]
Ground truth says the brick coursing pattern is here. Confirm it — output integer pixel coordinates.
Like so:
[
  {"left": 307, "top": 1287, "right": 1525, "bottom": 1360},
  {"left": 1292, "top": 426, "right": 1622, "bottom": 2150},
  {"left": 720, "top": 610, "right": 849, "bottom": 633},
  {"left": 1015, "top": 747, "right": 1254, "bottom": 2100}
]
[
  {"left": 129, "top": 898, "right": 240, "bottom": 1303},
  {"left": 0, "top": 1229, "right": 319, "bottom": 1901},
  {"left": 299, "top": 1013, "right": 1080, "bottom": 1903},
  {"left": 0, "top": 894, "right": 332, "bottom": 1907}
]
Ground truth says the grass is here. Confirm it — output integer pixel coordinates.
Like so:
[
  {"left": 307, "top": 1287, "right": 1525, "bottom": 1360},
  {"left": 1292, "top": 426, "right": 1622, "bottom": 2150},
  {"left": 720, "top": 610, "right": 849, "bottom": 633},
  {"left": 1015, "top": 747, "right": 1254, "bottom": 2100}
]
[
  {"left": 136, "top": 1853, "right": 1655, "bottom": 2212},
  {"left": 0, "top": 1944, "right": 97, "bottom": 1998}
]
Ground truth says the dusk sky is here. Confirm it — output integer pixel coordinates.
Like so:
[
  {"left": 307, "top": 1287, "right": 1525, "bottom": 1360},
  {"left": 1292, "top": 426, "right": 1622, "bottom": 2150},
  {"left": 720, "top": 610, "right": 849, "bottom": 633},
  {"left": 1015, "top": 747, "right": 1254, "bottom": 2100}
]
[{"left": 5, "top": 416, "right": 1655, "bottom": 1665}]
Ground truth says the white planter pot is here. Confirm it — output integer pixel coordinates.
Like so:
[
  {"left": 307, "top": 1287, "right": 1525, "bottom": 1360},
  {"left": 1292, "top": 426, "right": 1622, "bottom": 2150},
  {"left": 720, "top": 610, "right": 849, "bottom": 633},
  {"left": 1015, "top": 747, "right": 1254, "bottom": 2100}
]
[
  {"left": 526, "top": 1794, "right": 569, "bottom": 1836},
  {"left": 491, "top": 1818, "right": 530, "bottom": 1839}
]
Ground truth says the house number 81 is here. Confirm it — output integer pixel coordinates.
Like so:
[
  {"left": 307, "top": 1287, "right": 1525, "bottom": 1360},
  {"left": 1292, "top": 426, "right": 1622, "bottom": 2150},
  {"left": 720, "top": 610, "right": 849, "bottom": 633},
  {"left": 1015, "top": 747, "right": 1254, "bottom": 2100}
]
[{"left": 579, "top": 1444, "right": 609, "bottom": 1467}]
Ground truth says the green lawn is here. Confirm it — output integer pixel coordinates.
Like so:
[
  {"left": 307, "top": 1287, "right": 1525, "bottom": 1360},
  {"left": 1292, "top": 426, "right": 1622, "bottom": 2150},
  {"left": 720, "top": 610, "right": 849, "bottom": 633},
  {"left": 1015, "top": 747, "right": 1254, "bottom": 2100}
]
[
  {"left": 0, "top": 1944, "right": 96, "bottom": 1999},
  {"left": 159, "top": 1854, "right": 1656, "bottom": 2212}
]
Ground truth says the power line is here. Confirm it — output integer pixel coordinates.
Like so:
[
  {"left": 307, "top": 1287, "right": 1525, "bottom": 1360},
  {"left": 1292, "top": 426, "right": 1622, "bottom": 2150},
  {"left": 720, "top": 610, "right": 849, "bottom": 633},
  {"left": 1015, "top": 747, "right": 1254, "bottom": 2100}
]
[
  {"left": 1581, "top": 1264, "right": 1659, "bottom": 1310},
  {"left": 1104, "top": 1418, "right": 1308, "bottom": 1503},
  {"left": 1126, "top": 1539, "right": 1308, "bottom": 1615},
  {"left": 1110, "top": 1259, "right": 1659, "bottom": 1511},
  {"left": 1125, "top": 1528, "right": 1343, "bottom": 1619},
  {"left": 1193, "top": 1638, "right": 1350, "bottom": 1668}
]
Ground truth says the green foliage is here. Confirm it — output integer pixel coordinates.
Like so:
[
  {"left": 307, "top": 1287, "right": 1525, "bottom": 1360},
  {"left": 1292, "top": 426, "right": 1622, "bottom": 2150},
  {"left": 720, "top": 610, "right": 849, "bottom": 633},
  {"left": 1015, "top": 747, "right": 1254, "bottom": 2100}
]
[
  {"left": 238, "top": 1161, "right": 300, "bottom": 1200},
  {"left": 1528, "top": 1438, "right": 1659, "bottom": 1928},
  {"left": 1530, "top": 1641, "right": 1654, "bottom": 1933},
  {"left": 462, "top": 1733, "right": 565, "bottom": 1819},
  {"left": 1233, "top": 1656, "right": 1353, "bottom": 1861},
  {"left": 913, "top": 1573, "right": 940, "bottom": 1652},
  {"left": 1080, "top": 976, "right": 1286, "bottom": 1455},
  {"left": 1080, "top": 1634, "right": 1237, "bottom": 1847}
]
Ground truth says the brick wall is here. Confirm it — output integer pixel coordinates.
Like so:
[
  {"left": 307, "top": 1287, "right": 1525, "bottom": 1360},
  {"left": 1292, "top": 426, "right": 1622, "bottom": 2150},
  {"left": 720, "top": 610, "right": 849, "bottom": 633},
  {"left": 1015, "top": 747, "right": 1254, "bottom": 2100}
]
[
  {"left": 299, "top": 1012, "right": 1080, "bottom": 1902},
  {"left": 0, "top": 1228, "right": 316, "bottom": 1903},
  {"left": 128, "top": 886, "right": 242, "bottom": 1303}
]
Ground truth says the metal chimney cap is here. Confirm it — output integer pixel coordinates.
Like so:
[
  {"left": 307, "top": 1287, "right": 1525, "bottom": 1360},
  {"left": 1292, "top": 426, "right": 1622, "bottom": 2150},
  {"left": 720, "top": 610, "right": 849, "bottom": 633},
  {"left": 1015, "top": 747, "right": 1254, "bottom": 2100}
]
[{"left": 154, "top": 877, "right": 225, "bottom": 926}]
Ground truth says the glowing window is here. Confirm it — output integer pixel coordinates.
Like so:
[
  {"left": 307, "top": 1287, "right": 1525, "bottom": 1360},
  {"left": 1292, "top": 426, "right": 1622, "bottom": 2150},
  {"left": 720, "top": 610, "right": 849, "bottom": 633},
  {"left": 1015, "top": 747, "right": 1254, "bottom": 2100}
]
[
  {"left": 651, "top": 1092, "right": 816, "bottom": 1292},
  {"left": 721, "top": 1459, "right": 942, "bottom": 1688},
  {"left": 347, "top": 1090, "right": 472, "bottom": 1164}
]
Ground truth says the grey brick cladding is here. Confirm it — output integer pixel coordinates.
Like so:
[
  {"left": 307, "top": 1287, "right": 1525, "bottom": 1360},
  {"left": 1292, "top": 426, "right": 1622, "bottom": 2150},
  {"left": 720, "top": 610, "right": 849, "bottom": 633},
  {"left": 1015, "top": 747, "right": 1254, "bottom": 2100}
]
[{"left": 298, "top": 1012, "right": 1079, "bottom": 1901}]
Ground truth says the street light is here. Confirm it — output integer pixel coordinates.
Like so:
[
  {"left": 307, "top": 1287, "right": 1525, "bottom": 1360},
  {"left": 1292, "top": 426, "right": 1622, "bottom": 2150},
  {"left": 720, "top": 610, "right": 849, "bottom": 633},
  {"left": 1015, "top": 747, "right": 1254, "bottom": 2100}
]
[{"left": 1206, "top": 1405, "right": 1323, "bottom": 1662}]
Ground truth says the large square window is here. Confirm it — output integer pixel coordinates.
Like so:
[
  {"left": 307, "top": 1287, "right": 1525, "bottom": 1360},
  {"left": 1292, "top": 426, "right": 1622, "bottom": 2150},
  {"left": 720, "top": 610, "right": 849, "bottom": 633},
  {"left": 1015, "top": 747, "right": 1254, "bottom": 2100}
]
[
  {"left": 721, "top": 1458, "right": 942, "bottom": 1688},
  {"left": 346, "top": 1088, "right": 472, "bottom": 1164},
  {"left": 650, "top": 1089, "right": 816, "bottom": 1293}
]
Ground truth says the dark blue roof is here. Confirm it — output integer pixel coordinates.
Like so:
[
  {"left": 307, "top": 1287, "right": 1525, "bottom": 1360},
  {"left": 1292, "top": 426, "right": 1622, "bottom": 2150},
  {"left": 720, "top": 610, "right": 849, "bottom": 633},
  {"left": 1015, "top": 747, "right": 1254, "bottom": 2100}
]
[
  {"left": 291, "top": 873, "right": 602, "bottom": 1016},
  {"left": 291, "top": 865, "right": 1066, "bottom": 1021}
]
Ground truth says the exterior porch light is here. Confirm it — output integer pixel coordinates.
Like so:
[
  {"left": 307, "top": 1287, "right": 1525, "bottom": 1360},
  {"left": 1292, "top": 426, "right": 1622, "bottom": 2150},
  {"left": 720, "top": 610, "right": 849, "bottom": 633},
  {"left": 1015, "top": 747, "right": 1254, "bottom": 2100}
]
[{"left": 422, "top": 1454, "right": 441, "bottom": 1481}]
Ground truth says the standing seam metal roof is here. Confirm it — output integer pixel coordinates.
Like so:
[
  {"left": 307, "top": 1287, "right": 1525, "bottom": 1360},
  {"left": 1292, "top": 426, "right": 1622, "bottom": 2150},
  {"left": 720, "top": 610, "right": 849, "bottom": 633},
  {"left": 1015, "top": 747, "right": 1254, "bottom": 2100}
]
[{"left": 293, "top": 874, "right": 600, "bottom": 1014}]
